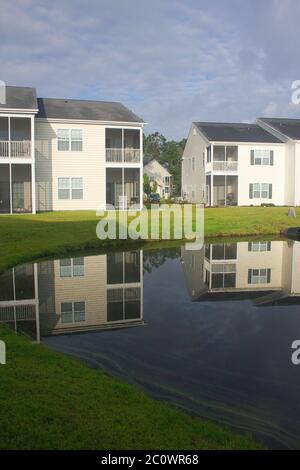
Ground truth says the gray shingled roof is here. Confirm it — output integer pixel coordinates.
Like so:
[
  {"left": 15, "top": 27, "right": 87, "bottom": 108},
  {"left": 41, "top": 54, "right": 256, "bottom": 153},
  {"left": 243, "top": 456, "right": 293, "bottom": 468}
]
[
  {"left": 37, "top": 97, "right": 143, "bottom": 123},
  {"left": 194, "top": 122, "right": 283, "bottom": 143},
  {"left": 0, "top": 86, "right": 38, "bottom": 110},
  {"left": 259, "top": 117, "right": 300, "bottom": 140}
]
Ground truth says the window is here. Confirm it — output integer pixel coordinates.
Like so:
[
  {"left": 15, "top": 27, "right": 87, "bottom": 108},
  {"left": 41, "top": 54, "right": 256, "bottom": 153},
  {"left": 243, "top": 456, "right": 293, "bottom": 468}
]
[
  {"left": 251, "top": 149, "right": 273, "bottom": 166},
  {"left": 248, "top": 242, "right": 271, "bottom": 252},
  {"left": 71, "top": 178, "right": 83, "bottom": 199},
  {"left": 61, "top": 301, "right": 86, "bottom": 323},
  {"left": 58, "top": 178, "right": 83, "bottom": 200},
  {"left": 249, "top": 183, "right": 272, "bottom": 199},
  {"left": 60, "top": 258, "right": 84, "bottom": 277},
  {"left": 248, "top": 268, "right": 271, "bottom": 284},
  {"left": 58, "top": 178, "right": 70, "bottom": 199},
  {"left": 57, "top": 129, "right": 83, "bottom": 151},
  {"left": 57, "top": 129, "right": 70, "bottom": 151},
  {"left": 71, "top": 129, "right": 83, "bottom": 151}
]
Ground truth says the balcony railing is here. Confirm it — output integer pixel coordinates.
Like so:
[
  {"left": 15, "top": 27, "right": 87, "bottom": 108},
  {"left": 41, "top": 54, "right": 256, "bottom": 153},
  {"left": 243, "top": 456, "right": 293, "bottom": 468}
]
[
  {"left": 213, "top": 161, "right": 238, "bottom": 171},
  {"left": 106, "top": 148, "right": 141, "bottom": 163},
  {"left": 0, "top": 141, "right": 31, "bottom": 158}
]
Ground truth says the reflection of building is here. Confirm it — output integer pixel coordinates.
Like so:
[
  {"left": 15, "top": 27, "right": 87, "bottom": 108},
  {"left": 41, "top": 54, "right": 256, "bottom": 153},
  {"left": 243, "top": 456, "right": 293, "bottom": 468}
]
[
  {"left": 0, "top": 250, "right": 144, "bottom": 341},
  {"left": 181, "top": 240, "right": 300, "bottom": 305}
]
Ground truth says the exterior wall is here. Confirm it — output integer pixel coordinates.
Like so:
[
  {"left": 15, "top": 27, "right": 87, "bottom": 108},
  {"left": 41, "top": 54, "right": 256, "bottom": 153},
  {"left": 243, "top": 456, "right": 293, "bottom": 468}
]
[
  {"left": 181, "top": 124, "right": 207, "bottom": 203},
  {"left": 236, "top": 143, "right": 286, "bottom": 206},
  {"left": 35, "top": 120, "right": 143, "bottom": 211}
]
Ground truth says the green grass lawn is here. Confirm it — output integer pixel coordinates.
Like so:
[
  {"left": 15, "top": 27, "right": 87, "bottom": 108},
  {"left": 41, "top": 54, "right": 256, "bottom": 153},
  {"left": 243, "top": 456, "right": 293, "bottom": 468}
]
[
  {"left": 0, "top": 206, "right": 299, "bottom": 273},
  {"left": 0, "top": 326, "right": 261, "bottom": 450},
  {"left": 0, "top": 206, "right": 296, "bottom": 450}
]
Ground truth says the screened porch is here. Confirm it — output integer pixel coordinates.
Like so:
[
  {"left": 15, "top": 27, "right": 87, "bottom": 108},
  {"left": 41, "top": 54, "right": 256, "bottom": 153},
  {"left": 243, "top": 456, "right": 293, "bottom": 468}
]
[{"left": 0, "top": 164, "right": 33, "bottom": 213}]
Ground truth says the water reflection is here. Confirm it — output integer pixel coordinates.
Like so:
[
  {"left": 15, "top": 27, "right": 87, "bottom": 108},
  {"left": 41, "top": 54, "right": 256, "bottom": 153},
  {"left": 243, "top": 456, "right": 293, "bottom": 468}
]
[
  {"left": 2, "top": 240, "right": 300, "bottom": 448},
  {"left": 0, "top": 250, "right": 144, "bottom": 341},
  {"left": 182, "top": 240, "right": 300, "bottom": 304}
]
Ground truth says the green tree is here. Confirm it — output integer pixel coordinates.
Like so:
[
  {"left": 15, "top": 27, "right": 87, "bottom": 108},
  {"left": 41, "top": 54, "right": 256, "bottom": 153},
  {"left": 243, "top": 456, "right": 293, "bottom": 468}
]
[{"left": 143, "top": 174, "right": 151, "bottom": 195}]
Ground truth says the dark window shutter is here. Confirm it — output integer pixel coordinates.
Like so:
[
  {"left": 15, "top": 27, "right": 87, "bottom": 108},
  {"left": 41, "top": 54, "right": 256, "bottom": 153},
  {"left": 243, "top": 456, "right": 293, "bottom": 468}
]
[
  {"left": 267, "top": 241, "right": 271, "bottom": 251},
  {"left": 269, "top": 184, "right": 272, "bottom": 199},
  {"left": 270, "top": 150, "right": 274, "bottom": 166},
  {"left": 267, "top": 269, "right": 271, "bottom": 283},
  {"left": 248, "top": 242, "right": 252, "bottom": 251},
  {"left": 250, "top": 150, "right": 254, "bottom": 165},
  {"left": 248, "top": 269, "right": 252, "bottom": 284},
  {"left": 249, "top": 184, "right": 253, "bottom": 199}
]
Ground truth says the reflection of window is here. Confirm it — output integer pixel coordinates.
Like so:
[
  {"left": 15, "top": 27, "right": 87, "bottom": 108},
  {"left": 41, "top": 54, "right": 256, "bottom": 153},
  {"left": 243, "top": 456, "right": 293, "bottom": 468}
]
[
  {"left": 60, "top": 258, "right": 84, "bottom": 277},
  {"left": 107, "top": 251, "right": 140, "bottom": 284},
  {"left": 248, "top": 268, "right": 271, "bottom": 284},
  {"left": 211, "top": 272, "right": 236, "bottom": 288},
  {"left": 211, "top": 244, "right": 237, "bottom": 260},
  {"left": 61, "top": 301, "right": 85, "bottom": 323},
  {"left": 248, "top": 242, "right": 271, "bottom": 252},
  {"left": 107, "top": 287, "right": 141, "bottom": 322}
]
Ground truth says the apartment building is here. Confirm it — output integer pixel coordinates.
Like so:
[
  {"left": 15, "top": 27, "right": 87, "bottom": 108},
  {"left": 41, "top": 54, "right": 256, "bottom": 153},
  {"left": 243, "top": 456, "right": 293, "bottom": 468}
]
[
  {"left": 143, "top": 157, "right": 173, "bottom": 198},
  {"left": 181, "top": 119, "right": 300, "bottom": 206},
  {"left": 0, "top": 86, "right": 144, "bottom": 214},
  {"left": 181, "top": 240, "right": 300, "bottom": 305},
  {"left": 0, "top": 249, "right": 144, "bottom": 341}
]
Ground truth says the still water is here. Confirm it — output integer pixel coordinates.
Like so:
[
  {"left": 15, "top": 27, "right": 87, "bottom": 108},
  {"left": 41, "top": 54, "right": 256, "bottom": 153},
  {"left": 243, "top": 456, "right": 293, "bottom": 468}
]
[{"left": 1, "top": 239, "right": 300, "bottom": 449}]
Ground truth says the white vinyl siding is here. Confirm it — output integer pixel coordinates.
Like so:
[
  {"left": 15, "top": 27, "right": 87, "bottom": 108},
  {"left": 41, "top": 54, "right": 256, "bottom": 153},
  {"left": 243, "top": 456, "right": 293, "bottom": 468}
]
[
  {"left": 58, "top": 177, "right": 83, "bottom": 200},
  {"left": 57, "top": 129, "right": 83, "bottom": 151}
]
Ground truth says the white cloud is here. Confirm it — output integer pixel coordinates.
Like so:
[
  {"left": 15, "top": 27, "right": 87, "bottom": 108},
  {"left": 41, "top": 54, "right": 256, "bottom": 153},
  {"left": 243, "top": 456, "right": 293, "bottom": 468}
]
[{"left": 0, "top": 0, "right": 300, "bottom": 138}]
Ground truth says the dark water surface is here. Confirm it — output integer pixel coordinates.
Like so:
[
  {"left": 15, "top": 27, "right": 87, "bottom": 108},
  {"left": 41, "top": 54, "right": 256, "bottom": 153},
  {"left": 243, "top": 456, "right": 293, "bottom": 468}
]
[{"left": 1, "top": 239, "right": 300, "bottom": 448}]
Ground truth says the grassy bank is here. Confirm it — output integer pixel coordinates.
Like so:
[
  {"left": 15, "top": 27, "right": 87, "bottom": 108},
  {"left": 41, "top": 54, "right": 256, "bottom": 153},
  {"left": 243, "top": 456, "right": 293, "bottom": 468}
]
[
  {"left": 0, "top": 326, "right": 261, "bottom": 450},
  {"left": 0, "top": 206, "right": 299, "bottom": 273}
]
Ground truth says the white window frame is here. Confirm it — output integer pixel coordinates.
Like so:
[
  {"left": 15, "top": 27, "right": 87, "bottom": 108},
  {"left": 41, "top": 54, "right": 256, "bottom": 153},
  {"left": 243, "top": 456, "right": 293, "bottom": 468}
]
[
  {"left": 60, "top": 258, "right": 85, "bottom": 278},
  {"left": 249, "top": 268, "right": 270, "bottom": 284},
  {"left": 60, "top": 301, "right": 86, "bottom": 323},
  {"left": 253, "top": 149, "right": 271, "bottom": 165},
  {"left": 57, "top": 129, "right": 83, "bottom": 152},
  {"left": 252, "top": 183, "right": 271, "bottom": 199},
  {"left": 249, "top": 242, "right": 271, "bottom": 252},
  {"left": 58, "top": 177, "right": 83, "bottom": 200}
]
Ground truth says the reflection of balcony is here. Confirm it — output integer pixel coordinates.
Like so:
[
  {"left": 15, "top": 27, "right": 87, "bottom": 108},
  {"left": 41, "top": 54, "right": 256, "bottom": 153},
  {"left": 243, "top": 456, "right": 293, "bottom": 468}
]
[
  {"left": 213, "top": 161, "right": 238, "bottom": 172},
  {"left": 0, "top": 140, "right": 31, "bottom": 158},
  {"left": 106, "top": 148, "right": 140, "bottom": 163}
]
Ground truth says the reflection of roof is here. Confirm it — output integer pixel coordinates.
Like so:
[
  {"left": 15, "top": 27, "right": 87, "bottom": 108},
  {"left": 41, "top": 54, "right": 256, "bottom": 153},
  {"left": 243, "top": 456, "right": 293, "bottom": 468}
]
[
  {"left": 195, "top": 290, "right": 277, "bottom": 302},
  {"left": 193, "top": 122, "right": 283, "bottom": 143},
  {"left": 40, "top": 319, "right": 145, "bottom": 336}
]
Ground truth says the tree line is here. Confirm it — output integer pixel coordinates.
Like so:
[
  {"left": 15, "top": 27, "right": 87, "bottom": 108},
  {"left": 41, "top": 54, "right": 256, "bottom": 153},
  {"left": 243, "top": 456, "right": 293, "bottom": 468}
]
[{"left": 143, "top": 132, "right": 186, "bottom": 196}]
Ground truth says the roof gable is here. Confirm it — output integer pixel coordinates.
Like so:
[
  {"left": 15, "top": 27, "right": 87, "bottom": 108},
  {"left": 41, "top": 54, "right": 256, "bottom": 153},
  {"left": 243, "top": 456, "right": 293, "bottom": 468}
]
[{"left": 258, "top": 117, "right": 300, "bottom": 140}]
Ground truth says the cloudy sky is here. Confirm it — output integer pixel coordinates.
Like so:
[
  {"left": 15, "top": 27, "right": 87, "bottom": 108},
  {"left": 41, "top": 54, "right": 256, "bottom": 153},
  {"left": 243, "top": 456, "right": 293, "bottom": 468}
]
[{"left": 1, "top": 0, "right": 300, "bottom": 139}]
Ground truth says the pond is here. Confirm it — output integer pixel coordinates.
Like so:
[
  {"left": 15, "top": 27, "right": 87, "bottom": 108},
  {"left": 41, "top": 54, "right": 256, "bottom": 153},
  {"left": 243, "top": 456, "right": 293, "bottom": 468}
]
[{"left": 1, "top": 239, "right": 300, "bottom": 449}]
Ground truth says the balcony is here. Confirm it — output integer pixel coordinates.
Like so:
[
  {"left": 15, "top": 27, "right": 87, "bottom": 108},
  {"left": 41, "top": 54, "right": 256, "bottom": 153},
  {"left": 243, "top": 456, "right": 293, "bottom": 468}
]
[
  {"left": 0, "top": 116, "right": 32, "bottom": 159},
  {"left": 106, "top": 128, "right": 141, "bottom": 163},
  {"left": 106, "top": 148, "right": 140, "bottom": 163},
  {"left": 0, "top": 140, "right": 31, "bottom": 158},
  {"left": 213, "top": 161, "right": 238, "bottom": 172}
]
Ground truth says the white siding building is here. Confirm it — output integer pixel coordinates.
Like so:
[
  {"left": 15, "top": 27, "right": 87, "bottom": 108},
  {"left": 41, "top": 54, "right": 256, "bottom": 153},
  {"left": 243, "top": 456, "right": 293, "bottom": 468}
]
[
  {"left": 182, "top": 120, "right": 300, "bottom": 206},
  {"left": 143, "top": 158, "right": 173, "bottom": 198},
  {"left": 0, "top": 86, "right": 144, "bottom": 214}
]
